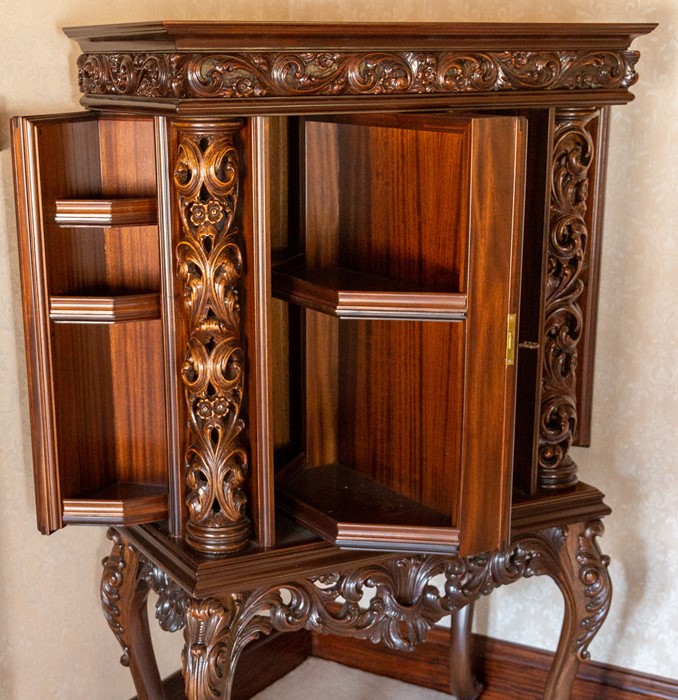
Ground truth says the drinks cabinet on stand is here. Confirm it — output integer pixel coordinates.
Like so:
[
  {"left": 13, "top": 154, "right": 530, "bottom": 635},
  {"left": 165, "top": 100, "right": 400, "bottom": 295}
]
[{"left": 11, "top": 21, "right": 655, "bottom": 700}]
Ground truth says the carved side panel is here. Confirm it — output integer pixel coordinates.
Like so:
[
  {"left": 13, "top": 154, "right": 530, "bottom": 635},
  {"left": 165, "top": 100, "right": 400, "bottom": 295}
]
[
  {"left": 172, "top": 119, "right": 251, "bottom": 553},
  {"left": 539, "top": 108, "right": 597, "bottom": 490}
]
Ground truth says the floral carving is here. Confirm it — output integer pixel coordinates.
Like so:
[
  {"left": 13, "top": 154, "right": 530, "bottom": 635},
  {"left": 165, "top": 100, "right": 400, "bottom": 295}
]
[
  {"left": 77, "top": 49, "right": 639, "bottom": 100},
  {"left": 539, "top": 108, "right": 597, "bottom": 490},
  {"left": 173, "top": 120, "right": 251, "bottom": 554}
]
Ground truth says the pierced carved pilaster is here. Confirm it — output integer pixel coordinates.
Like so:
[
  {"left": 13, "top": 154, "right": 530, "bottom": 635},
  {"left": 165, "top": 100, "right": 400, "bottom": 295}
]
[
  {"left": 173, "top": 119, "right": 251, "bottom": 554},
  {"left": 539, "top": 107, "right": 598, "bottom": 491}
]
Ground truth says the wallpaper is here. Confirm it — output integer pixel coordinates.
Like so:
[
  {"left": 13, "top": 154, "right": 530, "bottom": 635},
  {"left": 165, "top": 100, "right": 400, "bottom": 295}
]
[{"left": 0, "top": 0, "right": 674, "bottom": 697}]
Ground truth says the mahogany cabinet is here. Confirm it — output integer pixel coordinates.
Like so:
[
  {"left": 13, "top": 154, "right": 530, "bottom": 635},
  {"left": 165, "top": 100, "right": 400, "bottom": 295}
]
[{"left": 11, "top": 21, "right": 654, "bottom": 700}]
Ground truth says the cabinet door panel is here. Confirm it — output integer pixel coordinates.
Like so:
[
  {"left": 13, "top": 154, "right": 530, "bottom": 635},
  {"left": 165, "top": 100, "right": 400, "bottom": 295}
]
[
  {"left": 275, "top": 113, "right": 526, "bottom": 556},
  {"left": 12, "top": 113, "right": 170, "bottom": 533}
]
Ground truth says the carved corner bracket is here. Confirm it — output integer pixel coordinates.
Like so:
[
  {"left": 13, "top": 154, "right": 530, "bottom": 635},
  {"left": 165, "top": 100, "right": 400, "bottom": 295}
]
[
  {"left": 172, "top": 119, "right": 251, "bottom": 554},
  {"left": 539, "top": 107, "right": 599, "bottom": 491},
  {"left": 76, "top": 50, "right": 640, "bottom": 100}
]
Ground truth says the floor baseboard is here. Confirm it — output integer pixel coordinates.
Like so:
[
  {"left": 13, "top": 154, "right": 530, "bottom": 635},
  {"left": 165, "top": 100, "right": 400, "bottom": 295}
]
[
  {"left": 134, "top": 626, "right": 677, "bottom": 699},
  {"left": 312, "top": 628, "right": 678, "bottom": 700}
]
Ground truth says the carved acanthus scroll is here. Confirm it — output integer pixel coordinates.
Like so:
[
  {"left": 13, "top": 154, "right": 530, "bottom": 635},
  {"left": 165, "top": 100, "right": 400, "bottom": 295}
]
[
  {"left": 173, "top": 119, "right": 251, "bottom": 554},
  {"left": 539, "top": 108, "right": 597, "bottom": 490},
  {"left": 176, "top": 521, "right": 610, "bottom": 700},
  {"left": 77, "top": 49, "right": 640, "bottom": 100}
]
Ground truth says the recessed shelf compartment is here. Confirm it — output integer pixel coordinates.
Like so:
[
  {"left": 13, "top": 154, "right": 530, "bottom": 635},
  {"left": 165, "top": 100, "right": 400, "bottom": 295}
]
[
  {"left": 62, "top": 482, "right": 168, "bottom": 524},
  {"left": 278, "top": 463, "right": 457, "bottom": 552},
  {"left": 54, "top": 197, "right": 158, "bottom": 227},
  {"left": 49, "top": 293, "right": 161, "bottom": 323},
  {"left": 272, "top": 260, "right": 468, "bottom": 320}
]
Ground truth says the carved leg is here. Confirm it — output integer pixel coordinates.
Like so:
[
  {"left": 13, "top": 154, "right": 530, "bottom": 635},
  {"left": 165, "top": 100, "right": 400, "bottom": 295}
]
[
  {"left": 541, "top": 520, "right": 612, "bottom": 700},
  {"left": 101, "top": 528, "right": 164, "bottom": 700},
  {"left": 449, "top": 603, "right": 483, "bottom": 700}
]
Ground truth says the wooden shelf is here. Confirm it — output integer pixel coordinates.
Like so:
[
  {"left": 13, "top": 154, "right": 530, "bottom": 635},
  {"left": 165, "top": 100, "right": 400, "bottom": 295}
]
[
  {"left": 62, "top": 482, "right": 168, "bottom": 525},
  {"left": 49, "top": 293, "right": 161, "bottom": 323},
  {"left": 272, "top": 262, "right": 467, "bottom": 320},
  {"left": 54, "top": 197, "right": 157, "bottom": 227},
  {"left": 278, "top": 463, "right": 459, "bottom": 553}
]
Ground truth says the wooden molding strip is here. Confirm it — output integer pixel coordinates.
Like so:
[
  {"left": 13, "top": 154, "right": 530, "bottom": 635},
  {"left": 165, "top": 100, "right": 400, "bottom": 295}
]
[
  {"left": 312, "top": 628, "right": 678, "bottom": 700},
  {"left": 54, "top": 197, "right": 157, "bottom": 227},
  {"left": 49, "top": 293, "right": 161, "bottom": 323},
  {"left": 272, "top": 265, "right": 468, "bottom": 320}
]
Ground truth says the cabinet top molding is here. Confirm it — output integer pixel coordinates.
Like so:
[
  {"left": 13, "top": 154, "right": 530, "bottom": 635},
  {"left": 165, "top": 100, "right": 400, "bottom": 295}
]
[{"left": 65, "top": 22, "right": 656, "bottom": 115}]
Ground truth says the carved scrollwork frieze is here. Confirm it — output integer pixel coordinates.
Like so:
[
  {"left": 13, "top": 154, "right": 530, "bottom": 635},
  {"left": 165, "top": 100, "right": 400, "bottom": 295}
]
[
  {"left": 179, "top": 522, "right": 611, "bottom": 699},
  {"left": 539, "top": 108, "right": 597, "bottom": 490},
  {"left": 76, "top": 49, "right": 640, "bottom": 100},
  {"left": 173, "top": 120, "right": 251, "bottom": 554}
]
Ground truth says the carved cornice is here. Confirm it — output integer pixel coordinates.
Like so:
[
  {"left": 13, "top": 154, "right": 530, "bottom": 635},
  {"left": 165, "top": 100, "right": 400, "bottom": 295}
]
[
  {"left": 539, "top": 108, "right": 597, "bottom": 491},
  {"left": 173, "top": 119, "right": 251, "bottom": 554},
  {"left": 76, "top": 49, "right": 639, "bottom": 100}
]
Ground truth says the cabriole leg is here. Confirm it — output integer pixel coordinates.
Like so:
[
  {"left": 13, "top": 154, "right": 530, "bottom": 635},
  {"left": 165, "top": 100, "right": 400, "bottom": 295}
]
[
  {"left": 449, "top": 603, "right": 483, "bottom": 700},
  {"left": 100, "top": 528, "right": 164, "bottom": 700},
  {"left": 541, "top": 519, "right": 612, "bottom": 699}
]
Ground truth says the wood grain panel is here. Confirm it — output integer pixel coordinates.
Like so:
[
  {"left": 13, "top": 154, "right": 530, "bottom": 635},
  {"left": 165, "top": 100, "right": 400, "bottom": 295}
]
[
  {"left": 338, "top": 319, "right": 465, "bottom": 522},
  {"left": 456, "top": 115, "right": 526, "bottom": 556},
  {"left": 329, "top": 115, "right": 469, "bottom": 292},
  {"left": 110, "top": 319, "right": 168, "bottom": 486},
  {"left": 51, "top": 323, "right": 116, "bottom": 497}
]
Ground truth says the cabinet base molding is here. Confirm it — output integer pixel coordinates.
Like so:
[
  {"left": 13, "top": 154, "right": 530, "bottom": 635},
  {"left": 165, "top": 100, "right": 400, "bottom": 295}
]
[{"left": 312, "top": 628, "right": 678, "bottom": 700}]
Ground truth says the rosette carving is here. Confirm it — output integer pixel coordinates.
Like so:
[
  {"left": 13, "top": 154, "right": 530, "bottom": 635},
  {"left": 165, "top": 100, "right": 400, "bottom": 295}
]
[
  {"left": 539, "top": 108, "right": 597, "bottom": 490},
  {"left": 173, "top": 120, "right": 251, "bottom": 554},
  {"left": 77, "top": 49, "right": 640, "bottom": 100}
]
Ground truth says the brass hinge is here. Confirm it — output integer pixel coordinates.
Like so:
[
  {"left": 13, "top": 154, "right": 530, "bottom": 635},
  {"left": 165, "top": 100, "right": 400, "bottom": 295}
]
[{"left": 506, "top": 313, "right": 517, "bottom": 365}]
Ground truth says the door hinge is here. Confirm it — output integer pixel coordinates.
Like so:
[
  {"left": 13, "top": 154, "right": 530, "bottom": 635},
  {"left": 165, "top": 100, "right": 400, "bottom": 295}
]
[{"left": 506, "top": 313, "right": 517, "bottom": 365}]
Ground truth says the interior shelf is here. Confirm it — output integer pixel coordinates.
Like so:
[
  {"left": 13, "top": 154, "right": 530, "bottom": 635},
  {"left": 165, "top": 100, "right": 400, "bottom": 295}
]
[
  {"left": 62, "top": 482, "right": 168, "bottom": 525},
  {"left": 49, "top": 293, "right": 161, "bottom": 323},
  {"left": 54, "top": 197, "right": 158, "bottom": 227},
  {"left": 272, "top": 261, "right": 468, "bottom": 320},
  {"left": 278, "top": 463, "right": 459, "bottom": 552}
]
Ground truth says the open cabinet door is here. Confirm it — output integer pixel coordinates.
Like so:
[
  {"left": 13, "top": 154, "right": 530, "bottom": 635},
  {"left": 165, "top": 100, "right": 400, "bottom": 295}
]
[
  {"left": 12, "top": 113, "right": 171, "bottom": 533},
  {"left": 274, "top": 113, "right": 526, "bottom": 556}
]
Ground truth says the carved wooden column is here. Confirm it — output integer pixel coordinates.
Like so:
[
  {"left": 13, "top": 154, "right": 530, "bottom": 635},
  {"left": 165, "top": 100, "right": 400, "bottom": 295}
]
[
  {"left": 100, "top": 529, "right": 165, "bottom": 700},
  {"left": 172, "top": 119, "right": 251, "bottom": 554},
  {"left": 539, "top": 107, "right": 598, "bottom": 491}
]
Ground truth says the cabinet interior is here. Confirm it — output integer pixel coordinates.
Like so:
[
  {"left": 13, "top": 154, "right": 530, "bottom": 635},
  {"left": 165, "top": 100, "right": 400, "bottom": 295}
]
[{"left": 17, "top": 114, "right": 170, "bottom": 527}]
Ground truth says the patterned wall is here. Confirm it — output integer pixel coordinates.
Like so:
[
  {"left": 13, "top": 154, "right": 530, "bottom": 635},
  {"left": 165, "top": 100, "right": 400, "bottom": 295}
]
[{"left": 0, "top": 1, "right": 673, "bottom": 697}]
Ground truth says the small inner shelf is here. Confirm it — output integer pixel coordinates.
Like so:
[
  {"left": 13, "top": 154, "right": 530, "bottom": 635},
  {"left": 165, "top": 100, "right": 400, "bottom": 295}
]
[
  {"left": 278, "top": 463, "right": 459, "bottom": 552},
  {"left": 49, "top": 293, "right": 161, "bottom": 323},
  {"left": 54, "top": 197, "right": 158, "bottom": 227},
  {"left": 62, "top": 482, "right": 168, "bottom": 525},
  {"left": 272, "top": 261, "right": 467, "bottom": 320}
]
